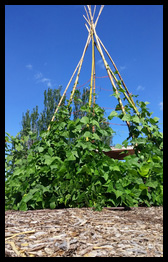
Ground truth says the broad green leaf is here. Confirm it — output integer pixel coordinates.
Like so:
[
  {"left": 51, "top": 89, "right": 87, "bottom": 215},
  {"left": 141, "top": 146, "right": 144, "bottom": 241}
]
[
  {"left": 50, "top": 202, "right": 56, "bottom": 209},
  {"left": 72, "top": 150, "right": 79, "bottom": 158},
  {"left": 75, "top": 124, "right": 82, "bottom": 131},
  {"left": 27, "top": 167, "right": 35, "bottom": 175},
  {"left": 83, "top": 131, "right": 92, "bottom": 138},
  {"left": 80, "top": 116, "right": 89, "bottom": 125},
  {"left": 122, "top": 139, "right": 129, "bottom": 148},
  {"left": 139, "top": 164, "right": 150, "bottom": 177},
  {"left": 145, "top": 101, "right": 150, "bottom": 105},
  {"left": 92, "top": 120, "right": 100, "bottom": 128},
  {"left": 92, "top": 133, "right": 101, "bottom": 140},
  {"left": 44, "top": 155, "right": 53, "bottom": 165},
  {"left": 108, "top": 111, "right": 118, "bottom": 120},
  {"left": 40, "top": 131, "right": 48, "bottom": 138},
  {"left": 38, "top": 147, "right": 44, "bottom": 153},
  {"left": 22, "top": 135, "right": 29, "bottom": 142},
  {"left": 77, "top": 164, "right": 90, "bottom": 174},
  {"left": 114, "top": 190, "right": 123, "bottom": 199},
  {"left": 115, "top": 144, "right": 122, "bottom": 149},
  {"left": 76, "top": 141, "right": 88, "bottom": 150},
  {"left": 111, "top": 93, "right": 120, "bottom": 99},
  {"left": 6, "top": 155, "right": 13, "bottom": 162},
  {"left": 66, "top": 152, "right": 76, "bottom": 161},
  {"left": 22, "top": 193, "right": 33, "bottom": 203},
  {"left": 19, "top": 202, "right": 27, "bottom": 211},
  {"left": 46, "top": 141, "right": 51, "bottom": 147},
  {"left": 58, "top": 164, "right": 67, "bottom": 174},
  {"left": 121, "top": 114, "right": 131, "bottom": 122},
  {"left": 139, "top": 184, "right": 148, "bottom": 190},
  {"left": 65, "top": 194, "right": 71, "bottom": 205},
  {"left": 145, "top": 181, "right": 158, "bottom": 189},
  {"left": 13, "top": 168, "right": 23, "bottom": 177},
  {"left": 48, "top": 147, "right": 53, "bottom": 156},
  {"left": 50, "top": 164, "right": 58, "bottom": 170},
  {"left": 58, "top": 122, "right": 67, "bottom": 130},
  {"left": 111, "top": 166, "right": 120, "bottom": 172},
  {"left": 124, "top": 194, "right": 134, "bottom": 206},
  {"left": 103, "top": 173, "right": 108, "bottom": 181},
  {"left": 149, "top": 118, "right": 156, "bottom": 124},
  {"left": 15, "top": 145, "right": 23, "bottom": 151},
  {"left": 137, "top": 125, "right": 143, "bottom": 131},
  {"left": 153, "top": 117, "right": 159, "bottom": 123},
  {"left": 132, "top": 115, "right": 140, "bottom": 124}
]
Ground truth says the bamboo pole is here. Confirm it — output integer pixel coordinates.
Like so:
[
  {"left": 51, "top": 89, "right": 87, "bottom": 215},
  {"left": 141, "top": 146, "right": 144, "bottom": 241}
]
[
  {"left": 93, "top": 43, "right": 96, "bottom": 107},
  {"left": 96, "top": 36, "right": 153, "bottom": 138},
  {"left": 89, "top": 31, "right": 95, "bottom": 108},
  {"left": 47, "top": 59, "right": 81, "bottom": 131},
  {"left": 94, "top": 41, "right": 139, "bottom": 116},
  {"left": 84, "top": 5, "right": 91, "bottom": 24},
  {"left": 88, "top": 6, "right": 94, "bottom": 108},
  {"left": 92, "top": 43, "right": 96, "bottom": 134},
  {"left": 97, "top": 36, "right": 139, "bottom": 115},
  {"left": 92, "top": 5, "right": 96, "bottom": 21},
  {"left": 90, "top": 22, "right": 130, "bottom": 129},
  {"left": 86, "top": 5, "right": 130, "bottom": 130},
  {"left": 94, "top": 5, "right": 104, "bottom": 27},
  {"left": 83, "top": 15, "right": 90, "bottom": 25},
  {"left": 68, "top": 33, "right": 91, "bottom": 106}
]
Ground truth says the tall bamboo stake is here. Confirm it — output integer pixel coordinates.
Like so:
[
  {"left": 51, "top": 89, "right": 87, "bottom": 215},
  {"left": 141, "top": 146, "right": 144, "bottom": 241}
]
[
  {"left": 47, "top": 59, "right": 81, "bottom": 131},
  {"left": 89, "top": 31, "right": 95, "bottom": 108},
  {"left": 94, "top": 41, "right": 139, "bottom": 115},
  {"left": 91, "top": 22, "right": 130, "bottom": 129},
  {"left": 94, "top": 5, "right": 104, "bottom": 27},
  {"left": 68, "top": 35, "right": 91, "bottom": 106},
  {"left": 97, "top": 36, "right": 139, "bottom": 115},
  {"left": 84, "top": 5, "right": 90, "bottom": 24},
  {"left": 92, "top": 43, "right": 96, "bottom": 134}
]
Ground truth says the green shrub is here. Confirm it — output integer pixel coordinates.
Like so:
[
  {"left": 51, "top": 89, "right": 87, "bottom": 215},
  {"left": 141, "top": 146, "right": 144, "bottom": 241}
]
[{"left": 5, "top": 101, "right": 163, "bottom": 211}]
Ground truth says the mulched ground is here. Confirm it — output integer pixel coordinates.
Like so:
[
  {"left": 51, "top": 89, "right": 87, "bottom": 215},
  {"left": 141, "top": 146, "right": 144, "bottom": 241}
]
[{"left": 5, "top": 206, "right": 163, "bottom": 257}]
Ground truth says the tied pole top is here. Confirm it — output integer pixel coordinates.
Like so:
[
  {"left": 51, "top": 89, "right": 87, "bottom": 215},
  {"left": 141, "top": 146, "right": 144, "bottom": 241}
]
[{"left": 83, "top": 5, "right": 104, "bottom": 37}]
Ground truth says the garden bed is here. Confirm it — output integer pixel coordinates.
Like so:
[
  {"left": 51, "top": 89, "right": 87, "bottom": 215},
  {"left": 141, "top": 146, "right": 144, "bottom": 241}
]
[{"left": 5, "top": 206, "right": 163, "bottom": 257}]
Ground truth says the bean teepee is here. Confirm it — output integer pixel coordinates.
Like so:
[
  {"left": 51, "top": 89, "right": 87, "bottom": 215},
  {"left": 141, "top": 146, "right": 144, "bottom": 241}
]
[{"left": 47, "top": 5, "right": 140, "bottom": 135}]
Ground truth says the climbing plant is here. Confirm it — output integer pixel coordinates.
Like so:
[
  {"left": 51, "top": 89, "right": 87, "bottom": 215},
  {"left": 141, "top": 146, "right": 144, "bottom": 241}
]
[{"left": 5, "top": 98, "right": 163, "bottom": 211}]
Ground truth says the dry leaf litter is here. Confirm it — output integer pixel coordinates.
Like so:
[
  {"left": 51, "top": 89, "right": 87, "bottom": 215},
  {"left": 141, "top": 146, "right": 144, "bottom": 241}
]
[{"left": 5, "top": 206, "right": 163, "bottom": 257}]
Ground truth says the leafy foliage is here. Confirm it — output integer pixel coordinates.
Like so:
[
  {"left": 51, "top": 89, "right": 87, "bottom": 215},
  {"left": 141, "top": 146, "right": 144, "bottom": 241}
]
[{"left": 5, "top": 98, "right": 163, "bottom": 211}]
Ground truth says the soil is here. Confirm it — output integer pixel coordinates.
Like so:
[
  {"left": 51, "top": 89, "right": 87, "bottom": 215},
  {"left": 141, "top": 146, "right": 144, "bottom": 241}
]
[{"left": 5, "top": 206, "right": 163, "bottom": 257}]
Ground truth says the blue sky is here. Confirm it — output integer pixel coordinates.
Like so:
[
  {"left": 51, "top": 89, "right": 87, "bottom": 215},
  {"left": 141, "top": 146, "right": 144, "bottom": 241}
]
[{"left": 5, "top": 5, "right": 163, "bottom": 145}]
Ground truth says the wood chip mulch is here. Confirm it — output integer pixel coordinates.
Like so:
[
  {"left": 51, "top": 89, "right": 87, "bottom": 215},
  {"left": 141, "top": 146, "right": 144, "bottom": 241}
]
[{"left": 5, "top": 206, "right": 163, "bottom": 257}]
